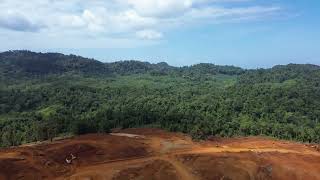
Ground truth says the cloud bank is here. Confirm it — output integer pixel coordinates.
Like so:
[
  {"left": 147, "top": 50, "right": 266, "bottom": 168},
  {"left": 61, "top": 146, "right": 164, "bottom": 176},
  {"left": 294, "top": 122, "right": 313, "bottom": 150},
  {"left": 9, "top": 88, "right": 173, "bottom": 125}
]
[{"left": 0, "top": 0, "right": 282, "bottom": 48}]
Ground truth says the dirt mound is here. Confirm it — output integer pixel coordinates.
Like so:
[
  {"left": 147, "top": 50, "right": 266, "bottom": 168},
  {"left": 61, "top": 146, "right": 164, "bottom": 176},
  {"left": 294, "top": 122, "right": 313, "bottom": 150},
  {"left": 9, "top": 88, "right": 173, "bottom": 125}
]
[
  {"left": 46, "top": 143, "right": 100, "bottom": 165},
  {"left": 0, "top": 133, "right": 151, "bottom": 179},
  {"left": 42, "top": 134, "right": 150, "bottom": 165}
]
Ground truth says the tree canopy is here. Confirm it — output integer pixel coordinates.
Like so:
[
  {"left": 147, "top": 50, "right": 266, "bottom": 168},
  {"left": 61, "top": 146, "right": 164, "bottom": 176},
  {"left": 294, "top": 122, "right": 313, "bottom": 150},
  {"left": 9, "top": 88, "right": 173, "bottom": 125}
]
[{"left": 1, "top": 51, "right": 319, "bottom": 147}]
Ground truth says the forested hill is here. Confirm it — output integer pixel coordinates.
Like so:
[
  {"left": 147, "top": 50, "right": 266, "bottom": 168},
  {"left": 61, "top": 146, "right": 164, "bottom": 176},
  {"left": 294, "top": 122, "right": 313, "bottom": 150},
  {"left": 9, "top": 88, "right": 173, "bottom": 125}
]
[
  {"left": 0, "top": 50, "right": 244, "bottom": 77},
  {"left": 0, "top": 51, "right": 108, "bottom": 76},
  {"left": 0, "top": 50, "right": 320, "bottom": 147}
]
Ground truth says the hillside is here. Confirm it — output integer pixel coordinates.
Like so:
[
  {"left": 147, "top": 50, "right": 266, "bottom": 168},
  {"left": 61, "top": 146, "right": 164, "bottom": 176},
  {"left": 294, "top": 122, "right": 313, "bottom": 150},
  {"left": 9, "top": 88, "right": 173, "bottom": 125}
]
[
  {"left": 0, "top": 51, "right": 244, "bottom": 78},
  {"left": 0, "top": 51, "right": 320, "bottom": 147}
]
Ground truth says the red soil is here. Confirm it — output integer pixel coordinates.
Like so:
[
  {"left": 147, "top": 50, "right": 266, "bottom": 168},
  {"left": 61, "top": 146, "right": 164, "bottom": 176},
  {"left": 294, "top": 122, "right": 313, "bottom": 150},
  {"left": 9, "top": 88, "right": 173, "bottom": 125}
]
[{"left": 0, "top": 128, "right": 319, "bottom": 180}]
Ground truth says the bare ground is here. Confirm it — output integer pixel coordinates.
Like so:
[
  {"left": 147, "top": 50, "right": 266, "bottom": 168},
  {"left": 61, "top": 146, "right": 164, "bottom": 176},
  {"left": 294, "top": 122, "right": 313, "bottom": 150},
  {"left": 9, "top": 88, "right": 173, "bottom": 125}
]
[{"left": 0, "top": 128, "right": 319, "bottom": 180}]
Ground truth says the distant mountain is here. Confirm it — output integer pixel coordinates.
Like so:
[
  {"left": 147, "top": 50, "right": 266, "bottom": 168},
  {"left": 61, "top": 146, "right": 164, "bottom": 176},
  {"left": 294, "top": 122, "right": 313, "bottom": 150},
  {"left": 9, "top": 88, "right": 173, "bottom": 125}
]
[
  {"left": 2, "top": 50, "right": 319, "bottom": 84},
  {"left": 0, "top": 50, "right": 108, "bottom": 76},
  {"left": 0, "top": 50, "right": 247, "bottom": 77},
  {"left": 239, "top": 63, "right": 320, "bottom": 84},
  {"left": 182, "top": 63, "right": 245, "bottom": 76},
  {"left": 2, "top": 51, "right": 318, "bottom": 75},
  {"left": 107, "top": 60, "right": 176, "bottom": 75}
]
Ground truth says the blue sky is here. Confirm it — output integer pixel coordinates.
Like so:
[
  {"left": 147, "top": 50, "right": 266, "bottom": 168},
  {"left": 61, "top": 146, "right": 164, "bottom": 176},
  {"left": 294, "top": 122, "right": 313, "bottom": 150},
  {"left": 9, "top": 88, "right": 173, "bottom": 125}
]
[{"left": 0, "top": 0, "right": 319, "bottom": 68}]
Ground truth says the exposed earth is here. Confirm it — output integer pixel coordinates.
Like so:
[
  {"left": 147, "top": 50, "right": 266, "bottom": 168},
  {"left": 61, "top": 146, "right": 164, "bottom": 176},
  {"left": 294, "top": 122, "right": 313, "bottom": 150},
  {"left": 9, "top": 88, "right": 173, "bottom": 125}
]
[{"left": 0, "top": 128, "right": 319, "bottom": 180}]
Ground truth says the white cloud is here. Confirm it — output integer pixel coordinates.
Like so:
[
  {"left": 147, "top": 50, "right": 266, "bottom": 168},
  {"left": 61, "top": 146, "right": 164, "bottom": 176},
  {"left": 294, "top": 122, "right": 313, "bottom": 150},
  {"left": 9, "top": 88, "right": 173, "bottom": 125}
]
[
  {"left": 185, "top": 6, "right": 281, "bottom": 21},
  {"left": 136, "top": 30, "right": 163, "bottom": 40},
  {"left": 126, "top": 0, "right": 193, "bottom": 17},
  {"left": 0, "top": 0, "right": 283, "bottom": 49}
]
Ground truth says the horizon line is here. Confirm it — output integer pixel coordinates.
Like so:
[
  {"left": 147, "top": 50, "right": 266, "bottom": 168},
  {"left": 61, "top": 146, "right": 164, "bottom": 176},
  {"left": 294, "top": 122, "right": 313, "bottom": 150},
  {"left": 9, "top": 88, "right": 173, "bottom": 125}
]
[{"left": 1, "top": 49, "right": 319, "bottom": 70}]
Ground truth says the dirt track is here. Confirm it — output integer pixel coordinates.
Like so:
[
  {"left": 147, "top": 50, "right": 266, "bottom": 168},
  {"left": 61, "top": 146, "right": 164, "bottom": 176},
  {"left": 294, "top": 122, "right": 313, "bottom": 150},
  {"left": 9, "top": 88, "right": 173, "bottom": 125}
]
[{"left": 0, "top": 128, "right": 320, "bottom": 180}]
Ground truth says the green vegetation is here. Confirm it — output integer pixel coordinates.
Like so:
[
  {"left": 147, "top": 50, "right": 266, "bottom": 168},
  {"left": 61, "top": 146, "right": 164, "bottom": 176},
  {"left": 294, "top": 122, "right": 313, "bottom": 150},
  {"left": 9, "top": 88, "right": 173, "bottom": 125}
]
[{"left": 1, "top": 50, "right": 320, "bottom": 147}]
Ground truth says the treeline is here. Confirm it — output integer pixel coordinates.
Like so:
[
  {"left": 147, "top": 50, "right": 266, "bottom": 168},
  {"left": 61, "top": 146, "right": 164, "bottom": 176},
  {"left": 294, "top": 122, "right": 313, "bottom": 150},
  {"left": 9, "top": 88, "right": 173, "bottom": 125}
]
[
  {"left": 0, "top": 51, "right": 320, "bottom": 147},
  {"left": 0, "top": 50, "right": 244, "bottom": 78}
]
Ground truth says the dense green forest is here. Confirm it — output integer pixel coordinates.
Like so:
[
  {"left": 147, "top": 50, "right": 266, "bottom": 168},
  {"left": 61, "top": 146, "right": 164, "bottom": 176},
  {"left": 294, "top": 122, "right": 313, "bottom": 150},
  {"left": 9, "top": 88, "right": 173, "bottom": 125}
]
[{"left": 0, "top": 50, "right": 320, "bottom": 147}]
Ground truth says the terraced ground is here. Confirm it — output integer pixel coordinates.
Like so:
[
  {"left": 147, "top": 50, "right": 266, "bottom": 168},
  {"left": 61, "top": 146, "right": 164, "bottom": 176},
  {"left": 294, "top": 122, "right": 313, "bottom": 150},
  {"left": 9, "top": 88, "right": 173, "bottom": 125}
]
[{"left": 0, "top": 128, "right": 319, "bottom": 180}]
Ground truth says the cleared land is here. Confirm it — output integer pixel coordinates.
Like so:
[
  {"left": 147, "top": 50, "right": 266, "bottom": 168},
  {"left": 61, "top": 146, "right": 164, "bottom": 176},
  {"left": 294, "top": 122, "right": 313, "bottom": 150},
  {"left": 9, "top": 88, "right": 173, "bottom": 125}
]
[{"left": 0, "top": 128, "right": 319, "bottom": 180}]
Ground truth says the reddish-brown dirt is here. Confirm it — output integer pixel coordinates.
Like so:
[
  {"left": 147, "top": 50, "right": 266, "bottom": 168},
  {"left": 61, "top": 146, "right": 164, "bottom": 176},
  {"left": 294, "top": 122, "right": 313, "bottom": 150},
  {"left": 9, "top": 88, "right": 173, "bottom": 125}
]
[
  {"left": 0, "top": 128, "right": 319, "bottom": 180},
  {"left": 113, "top": 160, "right": 179, "bottom": 180}
]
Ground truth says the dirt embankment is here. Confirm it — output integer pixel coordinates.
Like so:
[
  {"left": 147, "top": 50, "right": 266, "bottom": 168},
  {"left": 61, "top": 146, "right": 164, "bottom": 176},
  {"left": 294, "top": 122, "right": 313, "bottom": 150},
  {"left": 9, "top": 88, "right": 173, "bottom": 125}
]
[{"left": 0, "top": 128, "right": 319, "bottom": 180}]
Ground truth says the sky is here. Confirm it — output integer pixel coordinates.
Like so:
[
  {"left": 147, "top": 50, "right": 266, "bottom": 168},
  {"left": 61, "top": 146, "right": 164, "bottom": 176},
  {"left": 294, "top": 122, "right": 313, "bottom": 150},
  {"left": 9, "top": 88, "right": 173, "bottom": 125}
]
[{"left": 0, "top": 0, "right": 319, "bottom": 68}]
